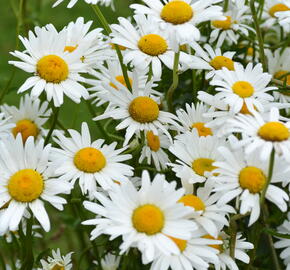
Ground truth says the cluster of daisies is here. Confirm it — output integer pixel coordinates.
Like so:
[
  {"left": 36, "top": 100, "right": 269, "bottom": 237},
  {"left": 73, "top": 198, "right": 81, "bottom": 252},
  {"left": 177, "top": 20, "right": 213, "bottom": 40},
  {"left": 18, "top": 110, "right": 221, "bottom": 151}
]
[{"left": 4, "top": 0, "right": 290, "bottom": 269}]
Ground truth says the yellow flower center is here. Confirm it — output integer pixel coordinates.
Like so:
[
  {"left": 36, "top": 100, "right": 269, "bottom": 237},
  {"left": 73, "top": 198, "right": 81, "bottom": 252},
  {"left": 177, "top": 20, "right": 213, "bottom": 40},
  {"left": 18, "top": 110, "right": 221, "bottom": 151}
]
[
  {"left": 232, "top": 81, "right": 254, "bottom": 98},
  {"left": 129, "top": 96, "right": 160, "bottom": 123},
  {"left": 167, "top": 235, "right": 187, "bottom": 252},
  {"left": 269, "top": 4, "right": 290, "bottom": 17},
  {"left": 74, "top": 147, "right": 106, "bottom": 173},
  {"left": 191, "top": 122, "right": 213, "bottom": 136},
  {"left": 161, "top": 1, "right": 193, "bottom": 25},
  {"left": 138, "top": 34, "right": 168, "bottom": 56},
  {"left": 210, "top": 56, "right": 235, "bottom": 71},
  {"left": 64, "top": 45, "right": 78, "bottom": 53},
  {"left": 12, "top": 119, "right": 39, "bottom": 143},
  {"left": 192, "top": 158, "right": 217, "bottom": 176},
  {"left": 109, "top": 75, "right": 133, "bottom": 90},
  {"left": 146, "top": 131, "right": 160, "bottom": 152},
  {"left": 212, "top": 16, "right": 232, "bottom": 30},
  {"left": 203, "top": 235, "right": 223, "bottom": 252},
  {"left": 110, "top": 43, "right": 127, "bottom": 51},
  {"left": 36, "top": 55, "right": 69, "bottom": 83},
  {"left": 51, "top": 265, "right": 65, "bottom": 270},
  {"left": 239, "top": 166, "right": 266, "bottom": 193},
  {"left": 179, "top": 194, "right": 205, "bottom": 211},
  {"left": 8, "top": 169, "right": 44, "bottom": 202},
  {"left": 274, "top": 70, "right": 290, "bottom": 95},
  {"left": 258, "top": 122, "right": 290, "bottom": 142},
  {"left": 247, "top": 47, "right": 254, "bottom": 56},
  {"left": 132, "top": 204, "right": 164, "bottom": 235}
]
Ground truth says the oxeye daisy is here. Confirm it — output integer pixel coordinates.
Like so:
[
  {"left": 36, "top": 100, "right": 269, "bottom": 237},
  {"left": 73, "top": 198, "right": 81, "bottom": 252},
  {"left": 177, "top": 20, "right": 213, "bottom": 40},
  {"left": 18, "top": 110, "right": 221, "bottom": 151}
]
[
  {"left": 271, "top": 0, "right": 290, "bottom": 31},
  {"left": 1, "top": 94, "right": 51, "bottom": 143},
  {"left": 94, "top": 79, "right": 177, "bottom": 146},
  {"left": 0, "top": 135, "right": 71, "bottom": 233},
  {"left": 110, "top": 14, "right": 192, "bottom": 79},
  {"left": 38, "top": 249, "right": 73, "bottom": 270},
  {"left": 210, "top": 62, "right": 276, "bottom": 114},
  {"left": 9, "top": 24, "right": 89, "bottom": 107},
  {"left": 131, "top": 0, "right": 224, "bottom": 45},
  {"left": 227, "top": 107, "right": 290, "bottom": 162},
  {"left": 53, "top": 0, "right": 113, "bottom": 8},
  {"left": 82, "top": 171, "right": 197, "bottom": 263},
  {"left": 150, "top": 230, "right": 222, "bottom": 270},
  {"left": 212, "top": 144, "right": 289, "bottom": 225},
  {"left": 175, "top": 102, "right": 216, "bottom": 136},
  {"left": 51, "top": 122, "right": 133, "bottom": 197},
  {"left": 169, "top": 130, "right": 226, "bottom": 186},
  {"left": 139, "top": 130, "right": 170, "bottom": 171},
  {"left": 210, "top": 0, "right": 253, "bottom": 47}
]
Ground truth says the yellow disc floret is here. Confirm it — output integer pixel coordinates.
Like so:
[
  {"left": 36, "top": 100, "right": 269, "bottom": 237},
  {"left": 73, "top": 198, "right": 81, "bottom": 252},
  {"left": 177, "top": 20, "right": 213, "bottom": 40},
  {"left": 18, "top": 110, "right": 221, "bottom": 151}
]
[
  {"left": 167, "top": 235, "right": 187, "bottom": 252},
  {"left": 239, "top": 166, "right": 266, "bottom": 193},
  {"left": 161, "top": 1, "right": 193, "bottom": 25},
  {"left": 203, "top": 234, "right": 223, "bottom": 252},
  {"left": 274, "top": 71, "right": 290, "bottom": 96},
  {"left": 191, "top": 122, "right": 213, "bottom": 136},
  {"left": 192, "top": 158, "right": 217, "bottom": 176},
  {"left": 12, "top": 119, "right": 39, "bottom": 142},
  {"left": 51, "top": 265, "right": 65, "bottom": 270},
  {"left": 64, "top": 45, "right": 78, "bottom": 53},
  {"left": 8, "top": 169, "right": 44, "bottom": 202},
  {"left": 212, "top": 16, "right": 232, "bottom": 30},
  {"left": 129, "top": 96, "right": 160, "bottom": 123},
  {"left": 258, "top": 122, "right": 290, "bottom": 142},
  {"left": 138, "top": 34, "right": 168, "bottom": 56},
  {"left": 74, "top": 147, "right": 106, "bottom": 173},
  {"left": 109, "top": 75, "right": 133, "bottom": 90},
  {"left": 146, "top": 131, "right": 161, "bottom": 152},
  {"left": 232, "top": 81, "right": 254, "bottom": 98},
  {"left": 179, "top": 194, "right": 206, "bottom": 211},
  {"left": 37, "top": 55, "right": 69, "bottom": 83},
  {"left": 269, "top": 4, "right": 290, "bottom": 17},
  {"left": 210, "top": 56, "right": 235, "bottom": 71},
  {"left": 132, "top": 204, "right": 164, "bottom": 235}
]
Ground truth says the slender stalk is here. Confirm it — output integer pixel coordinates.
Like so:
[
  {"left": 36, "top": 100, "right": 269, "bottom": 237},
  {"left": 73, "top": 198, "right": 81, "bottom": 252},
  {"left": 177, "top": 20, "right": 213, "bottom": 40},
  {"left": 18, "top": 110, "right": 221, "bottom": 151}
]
[
  {"left": 223, "top": 0, "right": 229, "bottom": 12},
  {"left": 250, "top": 0, "right": 267, "bottom": 71},
  {"left": 91, "top": 5, "right": 132, "bottom": 91},
  {"left": 0, "top": 251, "right": 6, "bottom": 270},
  {"left": 44, "top": 106, "right": 60, "bottom": 145},
  {"left": 260, "top": 149, "right": 275, "bottom": 205},
  {"left": 20, "top": 217, "right": 34, "bottom": 270},
  {"left": 166, "top": 51, "right": 180, "bottom": 113}
]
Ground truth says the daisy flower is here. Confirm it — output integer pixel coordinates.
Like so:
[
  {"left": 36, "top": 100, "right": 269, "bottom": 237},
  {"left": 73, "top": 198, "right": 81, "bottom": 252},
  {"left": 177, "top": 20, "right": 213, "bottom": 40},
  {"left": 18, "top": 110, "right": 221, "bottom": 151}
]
[
  {"left": 273, "top": 0, "right": 290, "bottom": 31},
  {"left": 9, "top": 24, "right": 89, "bottom": 107},
  {"left": 210, "top": 0, "right": 253, "bottom": 47},
  {"left": 187, "top": 42, "right": 236, "bottom": 79},
  {"left": 38, "top": 249, "right": 73, "bottom": 270},
  {"left": 210, "top": 62, "right": 276, "bottom": 114},
  {"left": 227, "top": 107, "right": 290, "bottom": 162},
  {"left": 53, "top": 0, "right": 113, "bottom": 8},
  {"left": 175, "top": 102, "right": 217, "bottom": 136},
  {"left": 110, "top": 14, "right": 192, "bottom": 79},
  {"left": 150, "top": 230, "right": 222, "bottom": 270},
  {"left": 131, "top": 0, "right": 224, "bottom": 45},
  {"left": 82, "top": 171, "right": 197, "bottom": 263},
  {"left": 169, "top": 130, "right": 225, "bottom": 186},
  {"left": 51, "top": 122, "right": 133, "bottom": 197},
  {"left": 139, "top": 130, "right": 170, "bottom": 171},
  {"left": 1, "top": 94, "right": 51, "bottom": 143},
  {"left": 0, "top": 135, "right": 71, "bottom": 233},
  {"left": 213, "top": 144, "right": 289, "bottom": 225},
  {"left": 94, "top": 79, "right": 177, "bottom": 146}
]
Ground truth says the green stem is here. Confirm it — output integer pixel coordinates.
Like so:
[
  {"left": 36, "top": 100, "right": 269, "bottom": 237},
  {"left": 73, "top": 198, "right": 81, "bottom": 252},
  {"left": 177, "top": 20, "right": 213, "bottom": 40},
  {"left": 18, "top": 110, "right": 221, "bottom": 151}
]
[
  {"left": 250, "top": 0, "right": 267, "bottom": 71},
  {"left": 229, "top": 218, "right": 237, "bottom": 258},
  {"left": 223, "top": 0, "right": 229, "bottom": 12},
  {"left": 20, "top": 217, "right": 34, "bottom": 270},
  {"left": 0, "top": 251, "right": 6, "bottom": 270},
  {"left": 166, "top": 51, "right": 180, "bottom": 113},
  {"left": 44, "top": 106, "right": 60, "bottom": 145},
  {"left": 91, "top": 5, "right": 132, "bottom": 91},
  {"left": 260, "top": 149, "right": 275, "bottom": 205}
]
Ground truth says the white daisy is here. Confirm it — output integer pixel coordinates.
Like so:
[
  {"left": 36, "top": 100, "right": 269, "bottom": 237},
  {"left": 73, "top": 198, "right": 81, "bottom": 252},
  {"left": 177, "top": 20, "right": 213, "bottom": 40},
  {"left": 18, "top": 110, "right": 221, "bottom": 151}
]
[
  {"left": 51, "top": 122, "right": 133, "bottom": 197},
  {"left": 210, "top": 62, "right": 276, "bottom": 114},
  {"left": 1, "top": 94, "right": 51, "bottom": 143},
  {"left": 213, "top": 143, "right": 289, "bottom": 225},
  {"left": 0, "top": 135, "right": 71, "bottom": 233},
  {"left": 82, "top": 171, "right": 197, "bottom": 263},
  {"left": 273, "top": 0, "right": 290, "bottom": 31},
  {"left": 94, "top": 79, "right": 177, "bottom": 146},
  {"left": 110, "top": 14, "right": 191, "bottom": 79},
  {"left": 9, "top": 24, "right": 89, "bottom": 107},
  {"left": 139, "top": 130, "right": 170, "bottom": 171},
  {"left": 53, "top": 0, "right": 113, "bottom": 8},
  {"left": 131, "top": 0, "right": 224, "bottom": 45},
  {"left": 169, "top": 130, "right": 226, "bottom": 186},
  {"left": 210, "top": 0, "right": 253, "bottom": 47},
  {"left": 38, "top": 249, "right": 73, "bottom": 270}
]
